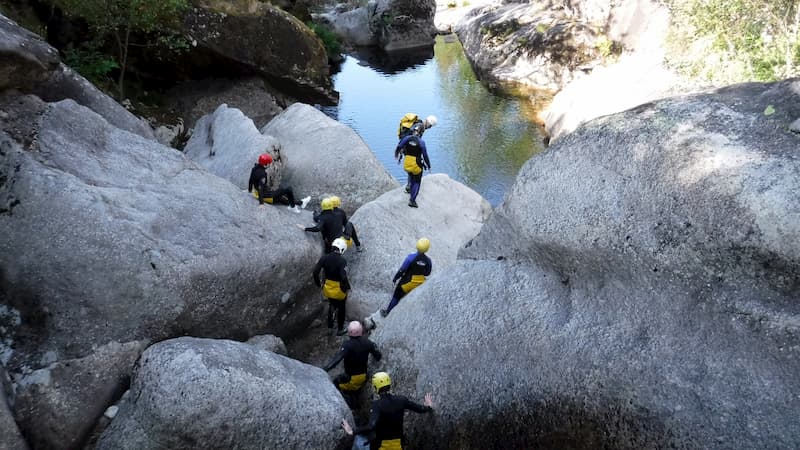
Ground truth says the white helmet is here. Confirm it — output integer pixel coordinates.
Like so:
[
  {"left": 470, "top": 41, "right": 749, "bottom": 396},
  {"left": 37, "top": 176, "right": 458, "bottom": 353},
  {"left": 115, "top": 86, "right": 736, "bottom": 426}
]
[
  {"left": 424, "top": 115, "right": 437, "bottom": 128},
  {"left": 332, "top": 238, "right": 348, "bottom": 254}
]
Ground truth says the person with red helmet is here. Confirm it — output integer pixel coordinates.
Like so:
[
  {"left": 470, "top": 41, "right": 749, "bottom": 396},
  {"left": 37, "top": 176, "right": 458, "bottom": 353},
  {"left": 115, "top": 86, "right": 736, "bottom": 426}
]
[{"left": 248, "top": 153, "right": 310, "bottom": 212}]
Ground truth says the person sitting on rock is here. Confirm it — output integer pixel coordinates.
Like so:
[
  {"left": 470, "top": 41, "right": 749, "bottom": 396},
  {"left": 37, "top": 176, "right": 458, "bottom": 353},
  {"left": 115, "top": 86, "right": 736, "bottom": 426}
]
[
  {"left": 330, "top": 195, "right": 363, "bottom": 253},
  {"left": 302, "top": 198, "right": 347, "bottom": 253},
  {"left": 248, "top": 153, "right": 310, "bottom": 212},
  {"left": 323, "top": 321, "right": 382, "bottom": 409},
  {"left": 342, "top": 371, "right": 434, "bottom": 450},
  {"left": 313, "top": 238, "right": 351, "bottom": 335},
  {"left": 381, "top": 238, "right": 432, "bottom": 317},
  {"left": 395, "top": 124, "right": 430, "bottom": 208}
]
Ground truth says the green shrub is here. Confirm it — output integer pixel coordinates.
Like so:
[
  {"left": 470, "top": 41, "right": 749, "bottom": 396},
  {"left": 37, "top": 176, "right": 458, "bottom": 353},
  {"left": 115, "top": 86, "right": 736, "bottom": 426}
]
[
  {"left": 307, "top": 21, "right": 342, "bottom": 56},
  {"left": 666, "top": 0, "right": 799, "bottom": 82},
  {"left": 447, "top": 1, "right": 457, "bottom": 8},
  {"left": 64, "top": 45, "right": 119, "bottom": 86}
]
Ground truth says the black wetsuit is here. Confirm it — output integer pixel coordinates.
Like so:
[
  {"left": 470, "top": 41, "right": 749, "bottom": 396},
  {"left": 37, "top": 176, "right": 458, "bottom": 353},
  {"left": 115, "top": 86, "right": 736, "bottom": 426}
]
[
  {"left": 305, "top": 210, "right": 346, "bottom": 253},
  {"left": 312, "top": 252, "right": 350, "bottom": 330},
  {"left": 324, "top": 336, "right": 382, "bottom": 374},
  {"left": 333, "top": 207, "right": 361, "bottom": 247},
  {"left": 247, "top": 164, "right": 297, "bottom": 206},
  {"left": 354, "top": 392, "right": 433, "bottom": 448}
]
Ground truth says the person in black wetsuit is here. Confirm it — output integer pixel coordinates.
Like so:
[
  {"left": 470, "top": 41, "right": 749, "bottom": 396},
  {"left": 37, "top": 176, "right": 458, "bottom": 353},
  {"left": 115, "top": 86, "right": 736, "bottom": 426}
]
[
  {"left": 303, "top": 198, "right": 346, "bottom": 253},
  {"left": 395, "top": 125, "right": 431, "bottom": 208},
  {"left": 381, "top": 238, "right": 432, "bottom": 317},
  {"left": 342, "top": 371, "right": 433, "bottom": 450},
  {"left": 329, "top": 195, "right": 363, "bottom": 252},
  {"left": 247, "top": 153, "right": 309, "bottom": 212},
  {"left": 323, "top": 321, "right": 381, "bottom": 408},
  {"left": 313, "top": 237, "right": 350, "bottom": 335}
]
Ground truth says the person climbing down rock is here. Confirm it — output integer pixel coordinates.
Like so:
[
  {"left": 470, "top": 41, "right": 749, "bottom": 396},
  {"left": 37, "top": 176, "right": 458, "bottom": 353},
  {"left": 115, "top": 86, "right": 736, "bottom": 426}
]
[
  {"left": 302, "top": 198, "right": 347, "bottom": 253},
  {"left": 397, "top": 114, "right": 437, "bottom": 193},
  {"left": 248, "top": 153, "right": 310, "bottom": 212},
  {"left": 323, "top": 321, "right": 382, "bottom": 409},
  {"left": 381, "top": 238, "right": 432, "bottom": 317},
  {"left": 341, "top": 372, "right": 434, "bottom": 450},
  {"left": 395, "top": 125, "right": 431, "bottom": 208},
  {"left": 330, "top": 195, "right": 363, "bottom": 252},
  {"left": 313, "top": 238, "right": 351, "bottom": 335}
]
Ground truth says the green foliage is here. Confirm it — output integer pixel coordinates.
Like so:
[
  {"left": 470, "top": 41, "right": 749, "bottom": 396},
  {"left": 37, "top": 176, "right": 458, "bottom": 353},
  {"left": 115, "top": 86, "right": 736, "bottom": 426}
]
[
  {"left": 63, "top": 44, "right": 119, "bottom": 85},
  {"left": 306, "top": 21, "right": 342, "bottom": 57},
  {"left": 667, "top": 0, "right": 800, "bottom": 82},
  {"left": 595, "top": 36, "right": 615, "bottom": 58},
  {"left": 54, "top": 0, "right": 190, "bottom": 98},
  {"left": 462, "top": 0, "right": 470, "bottom": 6},
  {"left": 447, "top": 1, "right": 457, "bottom": 8}
]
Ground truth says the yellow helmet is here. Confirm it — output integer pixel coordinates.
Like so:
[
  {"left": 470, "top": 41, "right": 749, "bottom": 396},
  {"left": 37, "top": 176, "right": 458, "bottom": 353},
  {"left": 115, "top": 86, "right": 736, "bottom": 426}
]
[
  {"left": 416, "top": 237, "right": 430, "bottom": 253},
  {"left": 330, "top": 196, "right": 341, "bottom": 208},
  {"left": 321, "top": 198, "right": 333, "bottom": 211},
  {"left": 372, "top": 372, "right": 391, "bottom": 391}
]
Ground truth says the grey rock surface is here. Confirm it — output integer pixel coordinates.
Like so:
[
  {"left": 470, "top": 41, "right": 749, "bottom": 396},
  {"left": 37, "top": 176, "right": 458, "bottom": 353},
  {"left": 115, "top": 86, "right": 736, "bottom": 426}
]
[
  {"left": 0, "top": 366, "right": 28, "bottom": 450},
  {"left": 96, "top": 337, "right": 352, "bottom": 450},
  {"left": 184, "top": 2, "right": 335, "bottom": 104},
  {"left": 345, "top": 174, "right": 491, "bottom": 320},
  {"left": 245, "top": 334, "right": 288, "bottom": 356},
  {"left": 371, "top": 258, "right": 800, "bottom": 448},
  {"left": 184, "top": 104, "right": 284, "bottom": 191},
  {"left": 374, "top": 0, "right": 436, "bottom": 51},
  {"left": 0, "top": 13, "right": 153, "bottom": 140},
  {"left": 12, "top": 341, "right": 147, "bottom": 450},
  {"left": 0, "top": 95, "right": 322, "bottom": 374},
  {"left": 0, "top": 13, "right": 59, "bottom": 92},
  {"left": 261, "top": 103, "right": 398, "bottom": 215},
  {"left": 315, "top": 5, "right": 378, "bottom": 47}
]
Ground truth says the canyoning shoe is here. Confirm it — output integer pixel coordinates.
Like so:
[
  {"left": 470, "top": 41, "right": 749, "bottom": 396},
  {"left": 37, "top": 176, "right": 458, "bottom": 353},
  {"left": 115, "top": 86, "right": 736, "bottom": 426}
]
[
  {"left": 356, "top": 245, "right": 364, "bottom": 253},
  {"left": 408, "top": 200, "right": 418, "bottom": 208},
  {"left": 380, "top": 309, "right": 388, "bottom": 318},
  {"left": 300, "top": 196, "right": 311, "bottom": 209},
  {"left": 404, "top": 185, "right": 411, "bottom": 193},
  {"left": 288, "top": 205, "right": 301, "bottom": 213}
]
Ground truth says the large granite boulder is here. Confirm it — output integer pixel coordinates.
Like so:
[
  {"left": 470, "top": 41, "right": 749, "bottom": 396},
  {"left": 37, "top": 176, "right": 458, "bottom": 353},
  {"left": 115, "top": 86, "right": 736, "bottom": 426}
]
[
  {"left": 0, "top": 13, "right": 154, "bottom": 140},
  {"left": 0, "top": 366, "right": 27, "bottom": 450},
  {"left": 368, "top": 79, "right": 800, "bottom": 448},
  {"left": 315, "top": 0, "right": 435, "bottom": 51},
  {"left": 0, "top": 95, "right": 322, "bottom": 373},
  {"left": 13, "top": 340, "right": 148, "bottom": 450},
  {"left": 261, "top": 103, "right": 398, "bottom": 215},
  {"left": 184, "top": 0, "right": 335, "bottom": 104},
  {"left": 184, "top": 104, "right": 284, "bottom": 191},
  {"left": 344, "top": 174, "right": 490, "bottom": 320},
  {"left": 96, "top": 337, "right": 352, "bottom": 450}
]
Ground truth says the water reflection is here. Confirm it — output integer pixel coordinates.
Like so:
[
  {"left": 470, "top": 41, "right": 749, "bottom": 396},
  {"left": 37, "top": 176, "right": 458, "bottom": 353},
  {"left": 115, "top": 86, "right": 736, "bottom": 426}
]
[{"left": 325, "top": 35, "right": 546, "bottom": 205}]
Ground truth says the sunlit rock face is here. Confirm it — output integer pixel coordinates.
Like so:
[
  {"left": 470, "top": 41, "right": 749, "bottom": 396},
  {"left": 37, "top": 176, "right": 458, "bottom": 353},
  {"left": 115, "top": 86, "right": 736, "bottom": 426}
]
[
  {"left": 96, "top": 337, "right": 352, "bottom": 450},
  {"left": 370, "top": 80, "right": 800, "bottom": 449}
]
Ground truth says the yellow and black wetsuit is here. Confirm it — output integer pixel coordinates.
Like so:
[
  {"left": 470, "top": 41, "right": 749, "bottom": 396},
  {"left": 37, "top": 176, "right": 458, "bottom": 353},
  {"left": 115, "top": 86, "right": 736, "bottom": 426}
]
[
  {"left": 324, "top": 336, "right": 382, "bottom": 392},
  {"left": 312, "top": 252, "right": 350, "bottom": 330},
  {"left": 384, "top": 252, "right": 432, "bottom": 315},
  {"left": 354, "top": 393, "right": 433, "bottom": 450},
  {"left": 248, "top": 163, "right": 297, "bottom": 205}
]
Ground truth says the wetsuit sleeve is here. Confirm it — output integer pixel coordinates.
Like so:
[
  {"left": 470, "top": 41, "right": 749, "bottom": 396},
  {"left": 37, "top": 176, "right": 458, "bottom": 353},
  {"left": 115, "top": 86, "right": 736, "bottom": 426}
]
[
  {"left": 404, "top": 397, "right": 433, "bottom": 414},
  {"left": 305, "top": 223, "right": 321, "bottom": 232},
  {"left": 323, "top": 346, "right": 346, "bottom": 371},
  {"left": 312, "top": 259, "right": 323, "bottom": 287},
  {"left": 393, "top": 253, "right": 416, "bottom": 282},
  {"left": 420, "top": 141, "right": 431, "bottom": 170},
  {"left": 353, "top": 401, "right": 380, "bottom": 435},
  {"left": 395, "top": 136, "right": 410, "bottom": 159},
  {"left": 248, "top": 169, "right": 256, "bottom": 193}
]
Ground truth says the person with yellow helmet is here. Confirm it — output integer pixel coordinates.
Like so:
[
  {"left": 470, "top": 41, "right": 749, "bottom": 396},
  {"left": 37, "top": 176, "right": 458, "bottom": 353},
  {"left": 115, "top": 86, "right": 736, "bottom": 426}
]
[
  {"left": 380, "top": 238, "right": 432, "bottom": 317},
  {"left": 394, "top": 125, "right": 431, "bottom": 208},
  {"left": 301, "top": 198, "right": 347, "bottom": 253},
  {"left": 341, "top": 371, "right": 433, "bottom": 449},
  {"left": 247, "top": 153, "right": 310, "bottom": 212},
  {"left": 313, "top": 237, "right": 351, "bottom": 335},
  {"left": 330, "top": 195, "right": 363, "bottom": 252},
  {"left": 323, "top": 321, "right": 382, "bottom": 408}
]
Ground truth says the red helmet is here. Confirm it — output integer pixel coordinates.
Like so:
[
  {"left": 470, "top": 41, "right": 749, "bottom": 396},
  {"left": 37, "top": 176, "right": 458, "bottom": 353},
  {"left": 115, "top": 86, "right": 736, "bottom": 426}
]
[{"left": 258, "top": 153, "right": 273, "bottom": 165}]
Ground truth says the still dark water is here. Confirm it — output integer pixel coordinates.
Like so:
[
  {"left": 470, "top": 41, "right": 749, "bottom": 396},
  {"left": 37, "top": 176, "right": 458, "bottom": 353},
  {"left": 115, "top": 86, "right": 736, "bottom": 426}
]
[{"left": 324, "top": 35, "right": 546, "bottom": 205}]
